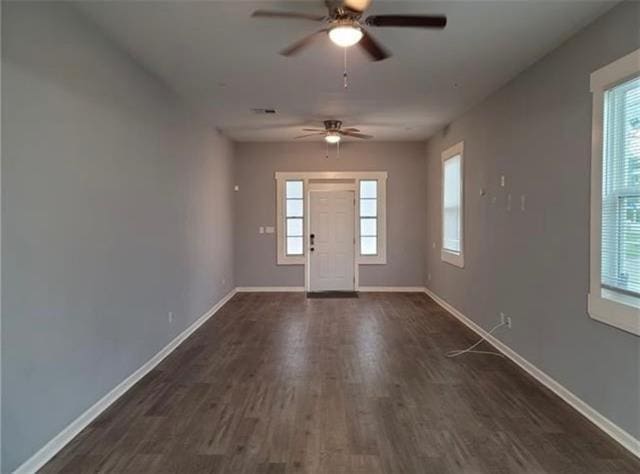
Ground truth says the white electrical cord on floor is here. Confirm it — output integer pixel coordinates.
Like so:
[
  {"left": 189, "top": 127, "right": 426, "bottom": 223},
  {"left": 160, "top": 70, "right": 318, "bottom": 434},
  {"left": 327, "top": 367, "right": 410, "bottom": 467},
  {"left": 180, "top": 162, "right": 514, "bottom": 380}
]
[{"left": 446, "top": 321, "right": 505, "bottom": 358}]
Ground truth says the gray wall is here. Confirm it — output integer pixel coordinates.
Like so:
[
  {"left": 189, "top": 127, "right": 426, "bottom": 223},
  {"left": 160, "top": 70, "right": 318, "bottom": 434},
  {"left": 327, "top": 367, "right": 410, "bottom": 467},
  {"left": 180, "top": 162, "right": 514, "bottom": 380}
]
[
  {"left": 1, "top": 3, "right": 235, "bottom": 471},
  {"left": 234, "top": 141, "right": 427, "bottom": 288},
  {"left": 424, "top": 1, "right": 640, "bottom": 439}
]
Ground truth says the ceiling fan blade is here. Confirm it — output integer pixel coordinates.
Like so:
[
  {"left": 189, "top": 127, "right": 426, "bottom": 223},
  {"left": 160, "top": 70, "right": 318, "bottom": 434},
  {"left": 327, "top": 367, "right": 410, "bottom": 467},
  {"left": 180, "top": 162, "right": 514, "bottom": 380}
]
[
  {"left": 295, "top": 132, "right": 326, "bottom": 139},
  {"left": 358, "top": 29, "right": 390, "bottom": 61},
  {"left": 343, "top": 0, "right": 373, "bottom": 13},
  {"left": 341, "top": 127, "right": 361, "bottom": 132},
  {"left": 365, "top": 14, "right": 447, "bottom": 29},
  {"left": 251, "top": 10, "right": 326, "bottom": 22},
  {"left": 339, "top": 130, "right": 373, "bottom": 139},
  {"left": 301, "top": 128, "right": 326, "bottom": 132},
  {"left": 280, "top": 29, "right": 328, "bottom": 56}
]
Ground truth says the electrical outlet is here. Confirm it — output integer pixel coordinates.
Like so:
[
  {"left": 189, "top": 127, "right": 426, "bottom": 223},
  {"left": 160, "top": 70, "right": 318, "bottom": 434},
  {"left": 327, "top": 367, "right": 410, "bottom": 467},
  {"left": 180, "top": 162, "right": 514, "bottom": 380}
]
[
  {"left": 168, "top": 312, "right": 174, "bottom": 323},
  {"left": 427, "top": 273, "right": 432, "bottom": 281}
]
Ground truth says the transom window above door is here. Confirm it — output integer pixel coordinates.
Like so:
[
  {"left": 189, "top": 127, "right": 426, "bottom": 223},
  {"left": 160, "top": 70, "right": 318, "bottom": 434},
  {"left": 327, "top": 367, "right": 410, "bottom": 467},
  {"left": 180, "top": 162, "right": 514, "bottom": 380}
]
[{"left": 275, "top": 171, "right": 387, "bottom": 265}]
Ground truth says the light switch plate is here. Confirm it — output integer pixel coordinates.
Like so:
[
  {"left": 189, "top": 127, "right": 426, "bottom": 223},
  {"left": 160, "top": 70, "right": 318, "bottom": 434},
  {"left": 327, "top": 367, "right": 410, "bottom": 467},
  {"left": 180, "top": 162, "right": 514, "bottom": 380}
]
[
  {"left": 265, "top": 226, "right": 275, "bottom": 234},
  {"left": 259, "top": 226, "right": 265, "bottom": 234}
]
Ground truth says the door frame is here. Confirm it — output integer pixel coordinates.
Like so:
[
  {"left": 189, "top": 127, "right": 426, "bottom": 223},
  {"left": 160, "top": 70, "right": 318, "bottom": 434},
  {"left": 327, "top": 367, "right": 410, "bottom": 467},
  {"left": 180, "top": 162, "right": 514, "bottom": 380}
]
[
  {"left": 275, "top": 171, "right": 388, "bottom": 266},
  {"left": 305, "top": 182, "right": 358, "bottom": 292}
]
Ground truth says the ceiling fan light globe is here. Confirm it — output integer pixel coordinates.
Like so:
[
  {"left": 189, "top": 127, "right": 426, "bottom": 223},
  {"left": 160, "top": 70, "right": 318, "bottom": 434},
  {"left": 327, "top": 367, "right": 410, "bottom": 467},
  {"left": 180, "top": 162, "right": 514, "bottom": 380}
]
[
  {"left": 328, "top": 25, "right": 363, "bottom": 47},
  {"left": 325, "top": 133, "right": 341, "bottom": 144}
]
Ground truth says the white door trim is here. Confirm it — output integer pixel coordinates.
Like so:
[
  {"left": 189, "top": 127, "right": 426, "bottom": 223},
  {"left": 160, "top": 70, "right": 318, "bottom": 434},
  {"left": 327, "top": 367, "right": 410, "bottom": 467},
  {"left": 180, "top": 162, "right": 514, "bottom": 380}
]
[
  {"left": 305, "top": 183, "right": 357, "bottom": 292},
  {"left": 276, "top": 171, "right": 387, "bottom": 266}
]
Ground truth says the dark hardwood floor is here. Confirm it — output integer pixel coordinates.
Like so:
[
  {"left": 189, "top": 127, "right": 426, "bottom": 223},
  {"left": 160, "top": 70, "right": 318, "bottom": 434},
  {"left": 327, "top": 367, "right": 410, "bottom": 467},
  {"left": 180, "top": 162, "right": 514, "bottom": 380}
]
[{"left": 41, "top": 292, "right": 640, "bottom": 473}]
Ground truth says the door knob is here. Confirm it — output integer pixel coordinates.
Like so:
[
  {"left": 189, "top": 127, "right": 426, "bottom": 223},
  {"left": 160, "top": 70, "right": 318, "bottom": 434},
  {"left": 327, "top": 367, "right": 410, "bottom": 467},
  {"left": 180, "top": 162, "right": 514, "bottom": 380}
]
[{"left": 310, "top": 247, "right": 315, "bottom": 252}]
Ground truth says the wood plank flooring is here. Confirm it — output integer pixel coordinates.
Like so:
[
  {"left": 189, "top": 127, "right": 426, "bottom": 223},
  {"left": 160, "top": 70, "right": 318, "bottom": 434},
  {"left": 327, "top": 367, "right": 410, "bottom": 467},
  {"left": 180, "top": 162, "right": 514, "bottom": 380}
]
[{"left": 41, "top": 292, "right": 640, "bottom": 473}]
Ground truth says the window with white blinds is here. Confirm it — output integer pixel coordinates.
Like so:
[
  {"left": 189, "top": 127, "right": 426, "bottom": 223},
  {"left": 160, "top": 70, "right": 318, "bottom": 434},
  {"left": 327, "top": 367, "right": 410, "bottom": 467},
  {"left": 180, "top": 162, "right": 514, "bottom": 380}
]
[
  {"left": 601, "top": 76, "right": 640, "bottom": 299},
  {"left": 441, "top": 142, "right": 465, "bottom": 268},
  {"left": 589, "top": 49, "right": 640, "bottom": 336},
  {"left": 443, "top": 156, "right": 462, "bottom": 253}
]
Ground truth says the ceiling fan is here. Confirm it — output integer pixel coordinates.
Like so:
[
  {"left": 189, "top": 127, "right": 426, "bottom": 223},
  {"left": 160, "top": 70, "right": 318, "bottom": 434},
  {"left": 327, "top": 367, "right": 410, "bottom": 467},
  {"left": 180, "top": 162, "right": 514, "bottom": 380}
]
[
  {"left": 295, "top": 120, "right": 373, "bottom": 143},
  {"left": 252, "top": 0, "right": 447, "bottom": 61}
]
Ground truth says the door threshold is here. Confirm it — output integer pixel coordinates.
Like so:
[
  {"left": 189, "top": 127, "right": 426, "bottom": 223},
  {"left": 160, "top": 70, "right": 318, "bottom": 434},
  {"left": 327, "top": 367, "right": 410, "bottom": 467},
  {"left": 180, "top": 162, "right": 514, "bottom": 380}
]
[{"left": 306, "top": 291, "right": 359, "bottom": 299}]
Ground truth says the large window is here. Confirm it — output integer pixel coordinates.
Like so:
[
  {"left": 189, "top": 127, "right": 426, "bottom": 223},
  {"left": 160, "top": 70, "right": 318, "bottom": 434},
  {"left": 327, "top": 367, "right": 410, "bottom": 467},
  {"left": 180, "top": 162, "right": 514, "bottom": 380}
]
[
  {"left": 602, "top": 77, "right": 640, "bottom": 298},
  {"left": 285, "top": 180, "right": 304, "bottom": 256},
  {"left": 441, "top": 142, "right": 464, "bottom": 268},
  {"left": 359, "top": 180, "right": 378, "bottom": 255},
  {"left": 589, "top": 49, "right": 640, "bottom": 336}
]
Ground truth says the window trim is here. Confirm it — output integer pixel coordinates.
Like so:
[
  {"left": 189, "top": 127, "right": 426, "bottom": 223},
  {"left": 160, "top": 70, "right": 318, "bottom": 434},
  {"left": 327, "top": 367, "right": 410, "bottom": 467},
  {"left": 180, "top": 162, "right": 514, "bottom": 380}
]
[
  {"left": 275, "top": 171, "right": 387, "bottom": 265},
  {"left": 358, "top": 179, "right": 379, "bottom": 257},
  {"left": 276, "top": 178, "right": 305, "bottom": 264},
  {"left": 589, "top": 48, "right": 640, "bottom": 336},
  {"left": 284, "top": 180, "right": 304, "bottom": 257},
  {"left": 441, "top": 142, "right": 465, "bottom": 268}
]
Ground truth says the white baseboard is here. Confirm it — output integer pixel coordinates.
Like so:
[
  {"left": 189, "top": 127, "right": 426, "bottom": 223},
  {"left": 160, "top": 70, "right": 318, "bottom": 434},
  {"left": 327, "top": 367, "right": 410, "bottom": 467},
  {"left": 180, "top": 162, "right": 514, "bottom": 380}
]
[
  {"left": 13, "top": 288, "right": 238, "bottom": 474},
  {"left": 358, "top": 286, "right": 427, "bottom": 292},
  {"left": 236, "top": 286, "right": 428, "bottom": 293},
  {"left": 236, "top": 286, "right": 305, "bottom": 292},
  {"left": 424, "top": 287, "right": 640, "bottom": 459},
  {"left": 236, "top": 286, "right": 427, "bottom": 293}
]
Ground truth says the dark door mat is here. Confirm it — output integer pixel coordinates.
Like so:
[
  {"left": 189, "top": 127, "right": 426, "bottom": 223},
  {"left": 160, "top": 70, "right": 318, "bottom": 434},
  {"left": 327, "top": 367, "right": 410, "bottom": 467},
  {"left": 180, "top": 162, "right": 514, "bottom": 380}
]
[{"left": 306, "top": 291, "right": 359, "bottom": 299}]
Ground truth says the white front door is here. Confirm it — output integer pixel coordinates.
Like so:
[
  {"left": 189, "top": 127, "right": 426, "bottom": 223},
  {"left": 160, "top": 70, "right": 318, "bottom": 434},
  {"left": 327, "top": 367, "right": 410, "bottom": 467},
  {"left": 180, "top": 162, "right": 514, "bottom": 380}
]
[{"left": 309, "top": 190, "right": 355, "bottom": 292}]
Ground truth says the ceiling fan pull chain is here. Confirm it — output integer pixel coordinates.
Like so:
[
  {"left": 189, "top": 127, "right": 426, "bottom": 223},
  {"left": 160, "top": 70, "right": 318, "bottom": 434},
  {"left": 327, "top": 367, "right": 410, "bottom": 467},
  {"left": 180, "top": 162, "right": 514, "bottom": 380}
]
[{"left": 343, "top": 48, "right": 349, "bottom": 89}]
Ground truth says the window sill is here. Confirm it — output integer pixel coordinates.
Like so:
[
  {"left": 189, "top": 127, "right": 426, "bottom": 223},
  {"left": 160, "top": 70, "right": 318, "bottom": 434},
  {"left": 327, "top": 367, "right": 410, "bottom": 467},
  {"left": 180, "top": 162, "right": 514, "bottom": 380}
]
[
  {"left": 277, "top": 256, "right": 387, "bottom": 265},
  {"left": 588, "top": 291, "right": 640, "bottom": 336},
  {"left": 441, "top": 250, "right": 464, "bottom": 268},
  {"left": 277, "top": 255, "right": 305, "bottom": 265},
  {"left": 357, "top": 255, "right": 387, "bottom": 265}
]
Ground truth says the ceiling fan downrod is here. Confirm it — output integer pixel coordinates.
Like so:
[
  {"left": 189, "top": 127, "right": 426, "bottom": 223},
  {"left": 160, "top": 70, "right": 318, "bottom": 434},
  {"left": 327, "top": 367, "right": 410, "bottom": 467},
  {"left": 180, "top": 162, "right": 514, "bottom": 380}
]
[{"left": 343, "top": 48, "right": 349, "bottom": 89}]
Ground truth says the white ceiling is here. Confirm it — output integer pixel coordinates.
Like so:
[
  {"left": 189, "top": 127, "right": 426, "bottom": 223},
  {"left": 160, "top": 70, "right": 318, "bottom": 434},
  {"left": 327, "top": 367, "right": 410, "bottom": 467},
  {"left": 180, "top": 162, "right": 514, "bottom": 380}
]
[{"left": 78, "top": 0, "right": 616, "bottom": 141}]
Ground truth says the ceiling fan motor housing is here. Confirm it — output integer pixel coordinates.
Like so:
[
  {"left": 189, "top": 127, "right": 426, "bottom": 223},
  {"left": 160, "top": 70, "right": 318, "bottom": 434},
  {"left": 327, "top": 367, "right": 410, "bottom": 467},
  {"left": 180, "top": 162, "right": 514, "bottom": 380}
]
[{"left": 324, "top": 119, "right": 342, "bottom": 130}]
